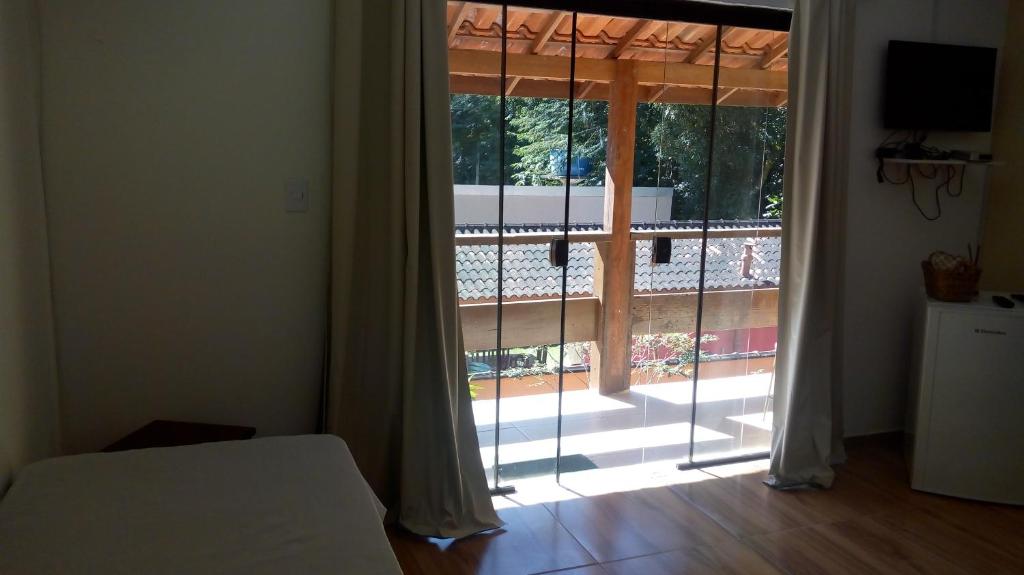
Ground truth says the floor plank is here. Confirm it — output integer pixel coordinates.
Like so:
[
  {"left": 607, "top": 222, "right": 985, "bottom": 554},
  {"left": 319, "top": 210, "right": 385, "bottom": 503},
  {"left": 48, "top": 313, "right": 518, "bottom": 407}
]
[
  {"left": 533, "top": 565, "right": 608, "bottom": 575},
  {"left": 671, "top": 459, "right": 909, "bottom": 537},
  {"left": 543, "top": 485, "right": 735, "bottom": 563},
  {"left": 388, "top": 504, "right": 596, "bottom": 575},
  {"left": 745, "top": 516, "right": 969, "bottom": 575},
  {"left": 387, "top": 434, "right": 1024, "bottom": 575},
  {"left": 870, "top": 506, "right": 1024, "bottom": 574},
  {"left": 600, "top": 539, "right": 784, "bottom": 575}
]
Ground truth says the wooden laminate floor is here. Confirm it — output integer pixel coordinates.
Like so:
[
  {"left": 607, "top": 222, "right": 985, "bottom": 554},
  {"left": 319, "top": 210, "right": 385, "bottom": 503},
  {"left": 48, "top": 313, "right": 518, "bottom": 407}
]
[{"left": 387, "top": 434, "right": 1024, "bottom": 574}]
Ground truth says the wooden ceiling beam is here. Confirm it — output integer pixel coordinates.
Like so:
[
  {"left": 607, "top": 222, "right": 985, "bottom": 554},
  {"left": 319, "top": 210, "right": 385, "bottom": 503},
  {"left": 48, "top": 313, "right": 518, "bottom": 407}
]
[
  {"left": 505, "top": 76, "right": 521, "bottom": 96},
  {"left": 612, "top": 19, "right": 658, "bottom": 59},
  {"left": 451, "top": 75, "right": 785, "bottom": 107},
  {"left": 530, "top": 11, "right": 568, "bottom": 54},
  {"left": 685, "top": 26, "right": 732, "bottom": 64},
  {"left": 451, "top": 48, "right": 612, "bottom": 82},
  {"left": 760, "top": 37, "right": 789, "bottom": 68},
  {"left": 717, "top": 87, "right": 739, "bottom": 104},
  {"left": 648, "top": 84, "right": 669, "bottom": 103},
  {"left": 448, "top": 49, "right": 788, "bottom": 91},
  {"left": 577, "top": 81, "right": 598, "bottom": 99},
  {"left": 447, "top": 2, "right": 471, "bottom": 47}
]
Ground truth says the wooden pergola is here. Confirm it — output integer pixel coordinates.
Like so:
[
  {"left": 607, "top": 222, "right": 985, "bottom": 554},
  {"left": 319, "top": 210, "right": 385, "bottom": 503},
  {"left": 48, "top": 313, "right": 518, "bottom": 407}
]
[
  {"left": 447, "top": 2, "right": 789, "bottom": 107},
  {"left": 448, "top": 2, "right": 788, "bottom": 395}
]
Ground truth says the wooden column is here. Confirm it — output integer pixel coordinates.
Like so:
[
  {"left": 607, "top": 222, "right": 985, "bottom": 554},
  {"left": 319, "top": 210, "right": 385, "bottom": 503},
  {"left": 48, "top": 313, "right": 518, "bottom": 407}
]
[{"left": 591, "top": 60, "right": 638, "bottom": 395}]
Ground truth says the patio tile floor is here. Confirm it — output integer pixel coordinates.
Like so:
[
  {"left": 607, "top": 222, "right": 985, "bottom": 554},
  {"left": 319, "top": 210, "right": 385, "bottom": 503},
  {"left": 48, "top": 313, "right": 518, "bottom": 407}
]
[{"left": 474, "top": 373, "right": 774, "bottom": 492}]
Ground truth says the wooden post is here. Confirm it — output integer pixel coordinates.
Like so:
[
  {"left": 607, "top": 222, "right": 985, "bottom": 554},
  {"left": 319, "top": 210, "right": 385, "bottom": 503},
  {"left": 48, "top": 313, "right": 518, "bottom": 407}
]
[{"left": 591, "top": 60, "right": 638, "bottom": 395}]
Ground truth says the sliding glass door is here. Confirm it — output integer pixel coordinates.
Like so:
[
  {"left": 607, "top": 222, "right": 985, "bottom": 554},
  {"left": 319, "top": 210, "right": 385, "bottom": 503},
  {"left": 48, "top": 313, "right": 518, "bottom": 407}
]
[
  {"left": 448, "top": 1, "right": 789, "bottom": 492},
  {"left": 693, "top": 34, "right": 787, "bottom": 462}
]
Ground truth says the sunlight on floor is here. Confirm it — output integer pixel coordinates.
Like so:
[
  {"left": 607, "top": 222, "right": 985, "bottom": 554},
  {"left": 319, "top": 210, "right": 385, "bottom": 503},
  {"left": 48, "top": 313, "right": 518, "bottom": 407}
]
[
  {"left": 629, "top": 373, "right": 773, "bottom": 405},
  {"left": 480, "top": 423, "right": 732, "bottom": 470},
  {"left": 472, "top": 388, "right": 634, "bottom": 427},
  {"left": 491, "top": 457, "right": 772, "bottom": 509},
  {"left": 728, "top": 411, "right": 773, "bottom": 431},
  {"left": 477, "top": 373, "right": 774, "bottom": 507}
]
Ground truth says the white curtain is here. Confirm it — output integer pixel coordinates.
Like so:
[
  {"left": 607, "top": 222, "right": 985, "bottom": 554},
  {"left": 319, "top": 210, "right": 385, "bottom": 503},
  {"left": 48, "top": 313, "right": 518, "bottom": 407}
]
[
  {"left": 326, "top": 0, "right": 502, "bottom": 538},
  {"left": 767, "top": 0, "right": 853, "bottom": 489}
]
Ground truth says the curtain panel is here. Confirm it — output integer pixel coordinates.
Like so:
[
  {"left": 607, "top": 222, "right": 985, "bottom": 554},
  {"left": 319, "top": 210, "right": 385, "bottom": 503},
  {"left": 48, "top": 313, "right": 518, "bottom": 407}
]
[
  {"left": 326, "top": 0, "right": 502, "bottom": 538},
  {"left": 767, "top": 0, "right": 854, "bottom": 489}
]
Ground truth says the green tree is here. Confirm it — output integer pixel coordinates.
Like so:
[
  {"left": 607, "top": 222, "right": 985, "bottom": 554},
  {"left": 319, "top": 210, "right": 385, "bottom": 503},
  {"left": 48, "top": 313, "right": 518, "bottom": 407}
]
[
  {"left": 640, "top": 103, "right": 711, "bottom": 220},
  {"left": 450, "top": 94, "right": 503, "bottom": 185},
  {"left": 450, "top": 93, "right": 786, "bottom": 220},
  {"left": 507, "top": 98, "right": 610, "bottom": 186}
]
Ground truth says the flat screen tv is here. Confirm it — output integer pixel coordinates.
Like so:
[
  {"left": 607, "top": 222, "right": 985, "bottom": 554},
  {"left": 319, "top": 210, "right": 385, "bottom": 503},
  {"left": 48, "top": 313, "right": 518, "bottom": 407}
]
[{"left": 884, "top": 40, "right": 998, "bottom": 132}]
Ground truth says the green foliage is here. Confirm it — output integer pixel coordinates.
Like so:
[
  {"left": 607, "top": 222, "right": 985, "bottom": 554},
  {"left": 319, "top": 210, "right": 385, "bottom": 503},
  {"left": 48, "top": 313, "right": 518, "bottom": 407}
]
[
  {"left": 632, "top": 332, "right": 717, "bottom": 379},
  {"left": 449, "top": 93, "right": 787, "bottom": 220},
  {"left": 450, "top": 94, "right": 502, "bottom": 185},
  {"left": 757, "top": 107, "right": 787, "bottom": 219},
  {"left": 509, "top": 98, "right": 570, "bottom": 185},
  {"left": 635, "top": 104, "right": 787, "bottom": 221},
  {"left": 636, "top": 104, "right": 711, "bottom": 221},
  {"left": 465, "top": 346, "right": 558, "bottom": 387}
]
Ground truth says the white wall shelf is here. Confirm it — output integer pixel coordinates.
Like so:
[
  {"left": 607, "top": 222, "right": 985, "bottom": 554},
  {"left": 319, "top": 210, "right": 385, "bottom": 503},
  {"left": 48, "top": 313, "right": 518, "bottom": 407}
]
[{"left": 882, "top": 157, "right": 1003, "bottom": 167}]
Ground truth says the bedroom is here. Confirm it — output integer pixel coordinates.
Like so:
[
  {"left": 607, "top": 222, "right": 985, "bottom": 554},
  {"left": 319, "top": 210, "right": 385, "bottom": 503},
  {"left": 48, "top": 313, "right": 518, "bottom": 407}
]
[{"left": 1, "top": 0, "right": 1021, "bottom": 573}]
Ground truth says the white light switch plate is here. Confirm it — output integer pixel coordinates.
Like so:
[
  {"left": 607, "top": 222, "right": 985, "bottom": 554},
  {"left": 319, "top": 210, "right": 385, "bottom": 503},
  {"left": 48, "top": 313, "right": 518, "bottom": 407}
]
[{"left": 285, "top": 179, "right": 309, "bottom": 213}]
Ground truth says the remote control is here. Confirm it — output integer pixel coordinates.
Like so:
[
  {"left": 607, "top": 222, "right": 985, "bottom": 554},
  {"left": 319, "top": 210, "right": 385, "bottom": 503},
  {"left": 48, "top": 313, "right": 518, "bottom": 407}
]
[{"left": 992, "top": 295, "right": 1015, "bottom": 309}]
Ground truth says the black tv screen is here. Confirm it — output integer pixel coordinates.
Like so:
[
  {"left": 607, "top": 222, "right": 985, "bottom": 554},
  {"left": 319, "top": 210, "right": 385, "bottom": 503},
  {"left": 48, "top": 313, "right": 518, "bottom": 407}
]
[{"left": 884, "top": 40, "right": 997, "bottom": 132}]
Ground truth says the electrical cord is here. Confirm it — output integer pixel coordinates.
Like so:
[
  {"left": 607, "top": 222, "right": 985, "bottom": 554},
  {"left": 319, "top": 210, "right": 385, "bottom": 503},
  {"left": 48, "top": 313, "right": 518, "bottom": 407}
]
[
  {"left": 876, "top": 132, "right": 967, "bottom": 222},
  {"left": 880, "top": 163, "right": 940, "bottom": 221},
  {"left": 946, "top": 164, "right": 966, "bottom": 197},
  {"left": 911, "top": 168, "right": 942, "bottom": 221}
]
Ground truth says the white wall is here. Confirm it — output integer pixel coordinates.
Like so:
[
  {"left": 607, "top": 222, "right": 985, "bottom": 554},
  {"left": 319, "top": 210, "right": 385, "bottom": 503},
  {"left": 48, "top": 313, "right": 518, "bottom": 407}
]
[
  {"left": 454, "top": 185, "right": 674, "bottom": 225},
  {"left": 40, "top": 0, "right": 332, "bottom": 453},
  {"left": 0, "top": 0, "right": 61, "bottom": 490},
  {"left": 980, "top": 1, "right": 1024, "bottom": 290},
  {"left": 841, "top": 0, "right": 1008, "bottom": 436}
]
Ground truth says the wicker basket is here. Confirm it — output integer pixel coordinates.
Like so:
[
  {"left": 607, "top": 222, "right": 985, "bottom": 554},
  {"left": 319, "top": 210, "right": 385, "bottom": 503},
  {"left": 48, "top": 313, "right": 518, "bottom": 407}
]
[{"left": 921, "top": 261, "right": 981, "bottom": 302}]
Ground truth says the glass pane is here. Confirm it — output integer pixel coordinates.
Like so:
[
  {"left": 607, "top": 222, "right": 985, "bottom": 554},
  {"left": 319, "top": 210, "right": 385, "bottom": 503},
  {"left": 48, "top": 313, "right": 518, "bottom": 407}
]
[
  {"left": 493, "top": 5, "right": 575, "bottom": 483},
  {"left": 692, "top": 27, "right": 788, "bottom": 463},
  {"left": 550, "top": 18, "right": 719, "bottom": 486},
  {"left": 630, "top": 20, "right": 715, "bottom": 478},
  {"left": 493, "top": 242, "right": 596, "bottom": 482},
  {"left": 447, "top": 1, "right": 505, "bottom": 488},
  {"left": 450, "top": 1, "right": 789, "bottom": 491}
]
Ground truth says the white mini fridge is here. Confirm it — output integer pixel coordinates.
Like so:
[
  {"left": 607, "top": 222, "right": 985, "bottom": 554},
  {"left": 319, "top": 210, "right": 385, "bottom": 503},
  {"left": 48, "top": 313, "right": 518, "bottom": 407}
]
[{"left": 907, "top": 291, "right": 1024, "bottom": 505}]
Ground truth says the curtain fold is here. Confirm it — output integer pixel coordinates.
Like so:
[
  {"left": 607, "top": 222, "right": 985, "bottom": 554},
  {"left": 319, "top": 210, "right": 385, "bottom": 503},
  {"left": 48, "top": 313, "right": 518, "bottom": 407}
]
[
  {"left": 767, "top": 0, "right": 853, "bottom": 489},
  {"left": 326, "top": 0, "right": 502, "bottom": 538}
]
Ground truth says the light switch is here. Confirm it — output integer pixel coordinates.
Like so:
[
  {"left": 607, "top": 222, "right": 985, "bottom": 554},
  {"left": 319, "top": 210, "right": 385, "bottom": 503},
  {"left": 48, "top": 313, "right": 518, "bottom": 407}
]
[{"left": 285, "top": 179, "right": 309, "bottom": 213}]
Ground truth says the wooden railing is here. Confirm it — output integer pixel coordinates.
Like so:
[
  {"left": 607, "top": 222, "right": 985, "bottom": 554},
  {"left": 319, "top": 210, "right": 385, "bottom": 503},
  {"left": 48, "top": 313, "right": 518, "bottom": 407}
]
[
  {"left": 457, "top": 223, "right": 782, "bottom": 395},
  {"left": 460, "top": 287, "right": 779, "bottom": 352}
]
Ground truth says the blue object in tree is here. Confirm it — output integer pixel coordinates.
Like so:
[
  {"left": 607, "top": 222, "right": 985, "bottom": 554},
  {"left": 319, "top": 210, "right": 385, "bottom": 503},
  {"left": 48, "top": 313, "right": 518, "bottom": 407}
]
[{"left": 549, "top": 149, "right": 592, "bottom": 178}]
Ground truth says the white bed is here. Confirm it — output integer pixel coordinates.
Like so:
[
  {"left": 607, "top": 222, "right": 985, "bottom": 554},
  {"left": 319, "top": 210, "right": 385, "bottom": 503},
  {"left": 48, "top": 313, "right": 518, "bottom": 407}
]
[{"left": 0, "top": 435, "right": 402, "bottom": 574}]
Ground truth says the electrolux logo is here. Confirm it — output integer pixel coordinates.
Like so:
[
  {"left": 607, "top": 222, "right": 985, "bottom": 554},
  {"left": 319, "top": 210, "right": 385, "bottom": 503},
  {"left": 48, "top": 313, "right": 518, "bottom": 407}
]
[{"left": 974, "top": 328, "right": 1007, "bottom": 336}]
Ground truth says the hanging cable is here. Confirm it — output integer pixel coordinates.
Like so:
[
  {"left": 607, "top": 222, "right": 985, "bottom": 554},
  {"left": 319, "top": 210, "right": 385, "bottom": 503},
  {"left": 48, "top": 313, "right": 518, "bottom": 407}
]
[
  {"left": 553, "top": 11, "right": 578, "bottom": 483},
  {"left": 880, "top": 161, "right": 966, "bottom": 222},
  {"left": 491, "top": 2, "right": 510, "bottom": 495},
  {"left": 684, "top": 25, "right": 724, "bottom": 467}
]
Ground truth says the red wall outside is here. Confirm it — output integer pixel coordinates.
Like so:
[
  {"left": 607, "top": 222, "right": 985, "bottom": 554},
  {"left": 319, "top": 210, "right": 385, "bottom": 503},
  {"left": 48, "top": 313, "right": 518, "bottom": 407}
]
[{"left": 700, "top": 326, "right": 777, "bottom": 355}]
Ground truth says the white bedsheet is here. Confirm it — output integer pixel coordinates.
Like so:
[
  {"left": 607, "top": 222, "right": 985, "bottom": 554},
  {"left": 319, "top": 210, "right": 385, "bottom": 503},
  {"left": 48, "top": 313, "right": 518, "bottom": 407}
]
[{"left": 0, "top": 435, "right": 401, "bottom": 574}]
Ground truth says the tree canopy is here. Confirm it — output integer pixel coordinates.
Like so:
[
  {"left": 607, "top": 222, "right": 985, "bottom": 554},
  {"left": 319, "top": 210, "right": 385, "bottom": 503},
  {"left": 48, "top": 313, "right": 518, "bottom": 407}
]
[{"left": 450, "top": 94, "right": 786, "bottom": 221}]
